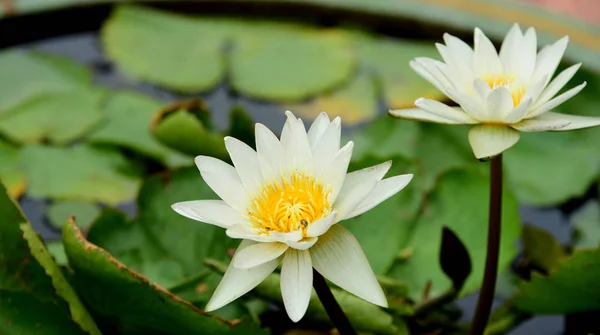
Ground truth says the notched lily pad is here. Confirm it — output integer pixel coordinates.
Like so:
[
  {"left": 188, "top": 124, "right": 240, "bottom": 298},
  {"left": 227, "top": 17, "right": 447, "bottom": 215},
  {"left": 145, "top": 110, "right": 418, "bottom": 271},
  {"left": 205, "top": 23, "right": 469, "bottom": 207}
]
[
  {"left": 21, "top": 144, "right": 141, "bottom": 205},
  {"left": 62, "top": 219, "right": 262, "bottom": 334}
]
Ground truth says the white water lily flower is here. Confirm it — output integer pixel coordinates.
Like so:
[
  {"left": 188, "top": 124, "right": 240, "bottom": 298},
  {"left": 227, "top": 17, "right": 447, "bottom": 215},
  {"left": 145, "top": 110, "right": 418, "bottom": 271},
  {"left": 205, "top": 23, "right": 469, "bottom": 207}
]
[
  {"left": 390, "top": 24, "right": 600, "bottom": 160},
  {"left": 172, "top": 111, "right": 413, "bottom": 322}
]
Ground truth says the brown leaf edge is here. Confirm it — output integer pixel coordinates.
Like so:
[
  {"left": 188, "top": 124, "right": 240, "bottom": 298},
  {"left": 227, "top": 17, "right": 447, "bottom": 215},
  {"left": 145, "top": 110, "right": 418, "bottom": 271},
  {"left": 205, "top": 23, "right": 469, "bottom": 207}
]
[{"left": 64, "top": 217, "right": 243, "bottom": 327}]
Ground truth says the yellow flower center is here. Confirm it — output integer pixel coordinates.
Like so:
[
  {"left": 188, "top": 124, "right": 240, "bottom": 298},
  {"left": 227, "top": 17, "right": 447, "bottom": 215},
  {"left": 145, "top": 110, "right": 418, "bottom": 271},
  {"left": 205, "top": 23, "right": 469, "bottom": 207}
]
[
  {"left": 247, "top": 172, "right": 332, "bottom": 234},
  {"left": 483, "top": 73, "right": 526, "bottom": 107}
]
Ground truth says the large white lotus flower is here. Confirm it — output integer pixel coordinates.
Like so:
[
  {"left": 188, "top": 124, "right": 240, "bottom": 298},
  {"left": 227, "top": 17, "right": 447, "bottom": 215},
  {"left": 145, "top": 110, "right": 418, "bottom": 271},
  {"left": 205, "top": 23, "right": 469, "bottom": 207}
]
[
  {"left": 390, "top": 24, "right": 600, "bottom": 160},
  {"left": 172, "top": 111, "right": 413, "bottom": 322}
]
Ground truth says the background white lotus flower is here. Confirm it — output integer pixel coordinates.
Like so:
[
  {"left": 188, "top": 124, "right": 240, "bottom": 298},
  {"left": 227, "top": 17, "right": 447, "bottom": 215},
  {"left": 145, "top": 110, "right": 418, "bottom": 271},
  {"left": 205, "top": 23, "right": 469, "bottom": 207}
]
[
  {"left": 390, "top": 24, "right": 600, "bottom": 160},
  {"left": 172, "top": 111, "right": 413, "bottom": 322}
]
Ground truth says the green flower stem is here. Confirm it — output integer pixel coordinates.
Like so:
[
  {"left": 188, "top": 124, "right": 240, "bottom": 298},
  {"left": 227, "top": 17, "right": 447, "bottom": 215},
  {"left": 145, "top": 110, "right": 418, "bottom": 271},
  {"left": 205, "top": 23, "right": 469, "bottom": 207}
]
[
  {"left": 470, "top": 154, "right": 503, "bottom": 335},
  {"left": 313, "top": 269, "right": 358, "bottom": 335}
]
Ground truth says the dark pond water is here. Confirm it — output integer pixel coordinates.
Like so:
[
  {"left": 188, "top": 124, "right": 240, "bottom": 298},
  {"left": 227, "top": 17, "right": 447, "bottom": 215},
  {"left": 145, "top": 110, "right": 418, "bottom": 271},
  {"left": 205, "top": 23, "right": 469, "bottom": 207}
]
[{"left": 15, "top": 31, "right": 573, "bottom": 335}]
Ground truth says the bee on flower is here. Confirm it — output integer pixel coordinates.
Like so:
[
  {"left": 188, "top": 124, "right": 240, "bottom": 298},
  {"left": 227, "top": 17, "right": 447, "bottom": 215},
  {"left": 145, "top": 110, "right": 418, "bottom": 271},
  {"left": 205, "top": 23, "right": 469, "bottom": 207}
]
[
  {"left": 172, "top": 111, "right": 413, "bottom": 321},
  {"left": 390, "top": 24, "right": 600, "bottom": 160}
]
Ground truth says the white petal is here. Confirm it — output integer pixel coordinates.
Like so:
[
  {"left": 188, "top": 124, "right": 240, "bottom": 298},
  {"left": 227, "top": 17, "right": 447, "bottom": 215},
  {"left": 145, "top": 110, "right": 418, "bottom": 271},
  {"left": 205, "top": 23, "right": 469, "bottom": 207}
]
[
  {"left": 442, "top": 33, "right": 475, "bottom": 81},
  {"left": 194, "top": 156, "right": 248, "bottom": 211},
  {"left": 312, "top": 117, "right": 341, "bottom": 173},
  {"left": 410, "top": 59, "right": 447, "bottom": 93},
  {"left": 307, "top": 112, "right": 330, "bottom": 149},
  {"left": 532, "top": 36, "right": 569, "bottom": 87},
  {"left": 286, "top": 237, "right": 319, "bottom": 250},
  {"left": 499, "top": 23, "right": 523, "bottom": 74},
  {"left": 310, "top": 225, "right": 387, "bottom": 307},
  {"left": 225, "top": 137, "right": 263, "bottom": 194},
  {"left": 527, "top": 82, "right": 587, "bottom": 118},
  {"left": 444, "top": 89, "right": 488, "bottom": 121},
  {"left": 171, "top": 200, "right": 246, "bottom": 228},
  {"left": 516, "top": 27, "right": 537, "bottom": 81},
  {"left": 255, "top": 123, "right": 285, "bottom": 180},
  {"left": 486, "top": 86, "right": 513, "bottom": 121},
  {"left": 468, "top": 125, "right": 520, "bottom": 160},
  {"left": 524, "top": 75, "right": 549, "bottom": 103},
  {"left": 512, "top": 112, "right": 600, "bottom": 132},
  {"left": 437, "top": 40, "right": 473, "bottom": 84},
  {"left": 205, "top": 240, "right": 280, "bottom": 312},
  {"left": 270, "top": 230, "right": 303, "bottom": 243},
  {"left": 226, "top": 225, "right": 276, "bottom": 243},
  {"left": 345, "top": 174, "right": 414, "bottom": 220},
  {"left": 389, "top": 107, "right": 471, "bottom": 124},
  {"left": 233, "top": 242, "right": 289, "bottom": 269},
  {"left": 414, "top": 57, "right": 456, "bottom": 90},
  {"left": 532, "top": 63, "right": 582, "bottom": 110},
  {"left": 284, "top": 111, "right": 313, "bottom": 173},
  {"left": 333, "top": 161, "right": 391, "bottom": 221},
  {"left": 319, "top": 142, "right": 353, "bottom": 204},
  {"left": 306, "top": 212, "right": 337, "bottom": 238},
  {"left": 415, "top": 98, "right": 478, "bottom": 123},
  {"left": 474, "top": 27, "right": 502, "bottom": 76},
  {"left": 504, "top": 97, "right": 533, "bottom": 124},
  {"left": 473, "top": 78, "right": 492, "bottom": 104},
  {"left": 281, "top": 249, "right": 313, "bottom": 322}
]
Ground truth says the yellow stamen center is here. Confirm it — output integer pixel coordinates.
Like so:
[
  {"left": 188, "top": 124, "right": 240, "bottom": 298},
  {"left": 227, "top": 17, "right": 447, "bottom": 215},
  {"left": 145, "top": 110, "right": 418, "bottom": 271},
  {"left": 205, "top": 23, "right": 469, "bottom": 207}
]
[
  {"left": 247, "top": 172, "right": 332, "bottom": 235},
  {"left": 483, "top": 73, "right": 526, "bottom": 107}
]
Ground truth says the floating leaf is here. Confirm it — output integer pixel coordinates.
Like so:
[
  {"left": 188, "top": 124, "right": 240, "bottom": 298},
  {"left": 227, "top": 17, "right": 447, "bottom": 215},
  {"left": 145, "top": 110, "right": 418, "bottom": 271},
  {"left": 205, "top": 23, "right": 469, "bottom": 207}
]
[
  {"left": 46, "top": 201, "right": 101, "bottom": 230},
  {"left": 0, "top": 182, "right": 91, "bottom": 334},
  {"left": 21, "top": 223, "right": 101, "bottom": 335},
  {"left": 0, "top": 50, "right": 90, "bottom": 112},
  {"left": 62, "top": 219, "right": 263, "bottom": 334},
  {"left": 572, "top": 200, "right": 600, "bottom": 249},
  {"left": 355, "top": 34, "right": 445, "bottom": 108},
  {"left": 46, "top": 241, "right": 68, "bottom": 266},
  {"left": 206, "top": 259, "right": 406, "bottom": 335},
  {"left": 522, "top": 225, "right": 565, "bottom": 273},
  {"left": 152, "top": 104, "right": 227, "bottom": 159},
  {"left": 348, "top": 116, "right": 420, "bottom": 162},
  {"left": 102, "top": 5, "right": 229, "bottom": 92},
  {"left": 388, "top": 170, "right": 521, "bottom": 300},
  {"left": 88, "top": 91, "right": 190, "bottom": 167},
  {"left": 21, "top": 144, "right": 140, "bottom": 204},
  {"left": 0, "top": 139, "right": 26, "bottom": 198},
  {"left": 230, "top": 25, "right": 355, "bottom": 101},
  {"left": 288, "top": 73, "right": 378, "bottom": 125},
  {"left": 514, "top": 247, "right": 600, "bottom": 314}
]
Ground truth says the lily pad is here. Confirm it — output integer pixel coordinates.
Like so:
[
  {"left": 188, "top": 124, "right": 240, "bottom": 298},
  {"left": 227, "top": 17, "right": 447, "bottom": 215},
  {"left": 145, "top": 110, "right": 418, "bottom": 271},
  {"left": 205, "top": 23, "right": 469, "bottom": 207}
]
[
  {"left": 21, "top": 144, "right": 141, "bottom": 205},
  {"left": 0, "top": 50, "right": 90, "bottom": 112},
  {"left": 102, "top": 5, "right": 229, "bottom": 92},
  {"left": 348, "top": 116, "right": 420, "bottom": 162},
  {"left": 0, "top": 182, "right": 91, "bottom": 334},
  {"left": 288, "top": 74, "right": 378, "bottom": 125},
  {"left": 88, "top": 91, "right": 190, "bottom": 167},
  {"left": 46, "top": 201, "right": 101, "bottom": 230},
  {"left": 514, "top": 247, "right": 600, "bottom": 314},
  {"left": 388, "top": 169, "right": 521, "bottom": 300},
  {"left": 230, "top": 25, "right": 355, "bottom": 101},
  {"left": 62, "top": 219, "right": 263, "bottom": 334},
  {"left": 0, "top": 88, "right": 105, "bottom": 145},
  {"left": 0, "top": 139, "right": 26, "bottom": 198},
  {"left": 355, "top": 34, "right": 445, "bottom": 108},
  {"left": 572, "top": 200, "right": 600, "bottom": 249},
  {"left": 522, "top": 225, "right": 565, "bottom": 273}
]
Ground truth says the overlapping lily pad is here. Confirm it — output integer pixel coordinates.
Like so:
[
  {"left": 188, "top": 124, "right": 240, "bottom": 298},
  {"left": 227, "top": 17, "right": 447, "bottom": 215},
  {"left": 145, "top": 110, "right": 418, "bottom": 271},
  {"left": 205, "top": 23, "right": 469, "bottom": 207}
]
[
  {"left": 46, "top": 201, "right": 101, "bottom": 230},
  {"left": 0, "top": 140, "right": 26, "bottom": 198}
]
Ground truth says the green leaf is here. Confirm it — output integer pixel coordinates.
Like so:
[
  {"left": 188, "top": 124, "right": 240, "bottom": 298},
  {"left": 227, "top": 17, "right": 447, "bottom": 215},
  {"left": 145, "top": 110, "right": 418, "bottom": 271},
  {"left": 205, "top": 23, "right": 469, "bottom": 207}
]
[
  {"left": 0, "top": 139, "right": 26, "bottom": 198},
  {"left": 348, "top": 116, "right": 420, "bottom": 162},
  {"left": 21, "top": 144, "right": 141, "bottom": 204},
  {"left": 62, "top": 219, "right": 262, "bottom": 334},
  {"left": 46, "top": 201, "right": 101, "bottom": 230},
  {"left": 88, "top": 91, "right": 190, "bottom": 167},
  {"left": 152, "top": 106, "right": 227, "bottom": 159},
  {"left": 0, "top": 50, "right": 90, "bottom": 112},
  {"left": 46, "top": 241, "right": 68, "bottom": 266},
  {"left": 514, "top": 247, "right": 600, "bottom": 314},
  {"left": 355, "top": 34, "right": 445, "bottom": 109},
  {"left": 288, "top": 73, "right": 378, "bottom": 125},
  {"left": 21, "top": 223, "right": 101, "bottom": 335},
  {"left": 572, "top": 200, "right": 600, "bottom": 249},
  {"left": 522, "top": 225, "right": 565, "bottom": 273},
  {"left": 206, "top": 259, "right": 406, "bottom": 335},
  {"left": 388, "top": 169, "right": 521, "bottom": 300},
  {"left": 227, "top": 105, "right": 256, "bottom": 148},
  {"left": 230, "top": 25, "right": 355, "bottom": 101},
  {"left": 102, "top": 5, "right": 229, "bottom": 92},
  {"left": 0, "top": 182, "right": 87, "bottom": 334},
  {"left": 0, "top": 88, "right": 105, "bottom": 145}
]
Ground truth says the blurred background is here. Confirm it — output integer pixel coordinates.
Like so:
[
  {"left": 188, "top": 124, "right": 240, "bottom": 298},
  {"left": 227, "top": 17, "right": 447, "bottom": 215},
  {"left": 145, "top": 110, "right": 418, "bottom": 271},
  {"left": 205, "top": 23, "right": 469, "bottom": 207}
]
[{"left": 1, "top": 1, "right": 599, "bottom": 334}]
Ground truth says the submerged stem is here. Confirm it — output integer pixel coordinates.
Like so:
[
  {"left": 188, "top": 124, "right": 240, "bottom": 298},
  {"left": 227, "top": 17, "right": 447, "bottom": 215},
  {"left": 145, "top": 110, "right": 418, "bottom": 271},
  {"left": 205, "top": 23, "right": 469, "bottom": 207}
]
[
  {"left": 312, "top": 269, "right": 357, "bottom": 335},
  {"left": 470, "top": 154, "right": 503, "bottom": 335}
]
